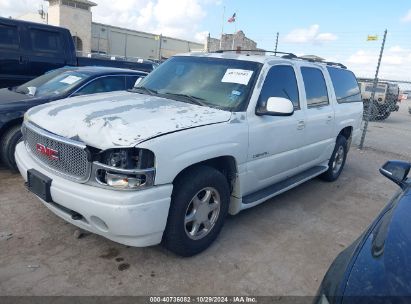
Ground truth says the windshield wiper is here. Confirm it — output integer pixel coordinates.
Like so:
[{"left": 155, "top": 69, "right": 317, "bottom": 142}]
[
  {"left": 160, "top": 92, "right": 208, "bottom": 107},
  {"left": 130, "top": 86, "right": 158, "bottom": 96}
]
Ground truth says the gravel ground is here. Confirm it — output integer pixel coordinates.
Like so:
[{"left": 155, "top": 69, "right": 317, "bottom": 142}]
[{"left": 0, "top": 108, "right": 409, "bottom": 296}]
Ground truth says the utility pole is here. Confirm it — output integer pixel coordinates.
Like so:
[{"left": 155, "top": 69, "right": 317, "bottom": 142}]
[
  {"left": 207, "top": 32, "right": 211, "bottom": 52},
  {"left": 274, "top": 32, "right": 279, "bottom": 55},
  {"left": 158, "top": 34, "right": 163, "bottom": 61},
  {"left": 359, "top": 29, "right": 388, "bottom": 149}
]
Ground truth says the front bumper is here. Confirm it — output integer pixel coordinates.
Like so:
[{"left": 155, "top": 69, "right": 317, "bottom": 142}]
[{"left": 15, "top": 142, "right": 173, "bottom": 247}]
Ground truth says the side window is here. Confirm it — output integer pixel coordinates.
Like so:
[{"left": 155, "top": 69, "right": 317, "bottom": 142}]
[
  {"left": 327, "top": 67, "right": 361, "bottom": 103},
  {"left": 301, "top": 67, "right": 329, "bottom": 107},
  {"left": 258, "top": 65, "right": 300, "bottom": 109},
  {"left": 76, "top": 76, "right": 125, "bottom": 95},
  {"left": 30, "top": 29, "right": 61, "bottom": 52},
  {"left": 0, "top": 24, "right": 19, "bottom": 48}
]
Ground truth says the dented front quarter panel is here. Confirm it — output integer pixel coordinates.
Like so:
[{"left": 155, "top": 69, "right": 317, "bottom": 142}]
[
  {"left": 138, "top": 112, "right": 249, "bottom": 212},
  {"left": 26, "top": 91, "right": 232, "bottom": 150}
]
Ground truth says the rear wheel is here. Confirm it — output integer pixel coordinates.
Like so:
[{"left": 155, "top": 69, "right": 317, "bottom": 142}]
[
  {"left": 0, "top": 125, "right": 23, "bottom": 172},
  {"left": 163, "top": 166, "right": 230, "bottom": 256},
  {"left": 320, "top": 135, "right": 347, "bottom": 182},
  {"left": 376, "top": 111, "right": 391, "bottom": 120}
]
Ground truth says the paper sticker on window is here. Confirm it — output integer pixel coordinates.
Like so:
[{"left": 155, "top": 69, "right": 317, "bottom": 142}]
[
  {"left": 221, "top": 69, "right": 253, "bottom": 85},
  {"left": 60, "top": 75, "right": 82, "bottom": 85}
]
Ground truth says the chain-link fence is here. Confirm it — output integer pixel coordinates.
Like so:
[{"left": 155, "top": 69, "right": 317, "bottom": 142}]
[
  {"left": 253, "top": 28, "right": 411, "bottom": 158},
  {"left": 357, "top": 79, "right": 411, "bottom": 158}
]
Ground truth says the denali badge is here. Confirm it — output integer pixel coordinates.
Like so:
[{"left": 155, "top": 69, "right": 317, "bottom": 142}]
[{"left": 36, "top": 143, "right": 59, "bottom": 160}]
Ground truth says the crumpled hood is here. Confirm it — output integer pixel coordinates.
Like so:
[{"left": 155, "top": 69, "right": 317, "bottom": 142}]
[{"left": 27, "top": 91, "right": 232, "bottom": 150}]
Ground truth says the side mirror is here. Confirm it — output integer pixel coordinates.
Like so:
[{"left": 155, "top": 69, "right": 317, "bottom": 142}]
[
  {"left": 134, "top": 76, "right": 145, "bottom": 87},
  {"left": 256, "top": 97, "right": 294, "bottom": 116},
  {"left": 379, "top": 160, "right": 410, "bottom": 189}
]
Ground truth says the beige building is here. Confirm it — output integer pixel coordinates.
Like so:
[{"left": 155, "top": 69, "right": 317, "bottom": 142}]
[
  {"left": 17, "top": 0, "right": 204, "bottom": 60},
  {"left": 206, "top": 31, "right": 263, "bottom": 54},
  {"left": 91, "top": 22, "right": 204, "bottom": 60}
]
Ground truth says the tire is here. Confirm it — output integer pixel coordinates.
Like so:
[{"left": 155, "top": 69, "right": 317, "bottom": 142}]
[
  {"left": 163, "top": 165, "right": 230, "bottom": 257},
  {"left": 319, "top": 135, "right": 348, "bottom": 182},
  {"left": 0, "top": 124, "right": 23, "bottom": 172},
  {"left": 376, "top": 111, "right": 391, "bottom": 121}
]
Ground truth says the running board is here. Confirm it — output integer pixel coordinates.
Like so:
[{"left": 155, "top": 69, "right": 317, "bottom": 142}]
[{"left": 242, "top": 166, "right": 328, "bottom": 206}]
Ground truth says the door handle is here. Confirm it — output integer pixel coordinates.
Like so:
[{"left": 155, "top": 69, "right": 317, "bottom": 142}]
[
  {"left": 326, "top": 115, "right": 333, "bottom": 122},
  {"left": 297, "top": 120, "right": 305, "bottom": 130}
]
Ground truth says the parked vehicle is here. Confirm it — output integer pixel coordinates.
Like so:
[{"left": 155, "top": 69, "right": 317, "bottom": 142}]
[
  {"left": 0, "top": 66, "right": 147, "bottom": 170},
  {"left": 358, "top": 79, "right": 400, "bottom": 120},
  {"left": 315, "top": 160, "right": 411, "bottom": 304},
  {"left": 0, "top": 17, "right": 155, "bottom": 88},
  {"left": 15, "top": 52, "right": 363, "bottom": 256}
]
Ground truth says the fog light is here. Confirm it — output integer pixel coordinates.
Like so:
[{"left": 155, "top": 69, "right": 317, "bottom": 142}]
[{"left": 106, "top": 172, "right": 143, "bottom": 189}]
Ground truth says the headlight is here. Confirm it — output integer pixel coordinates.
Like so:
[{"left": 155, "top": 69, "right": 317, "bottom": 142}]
[{"left": 91, "top": 148, "right": 155, "bottom": 190}]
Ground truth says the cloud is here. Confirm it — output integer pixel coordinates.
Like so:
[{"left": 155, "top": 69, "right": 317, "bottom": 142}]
[
  {"left": 315, "top": 33, "right": 338, "bottom": 42},
  {"left": 0, "top": 0, "right": 215, "bottom": 42},
  {"left": 92, "top": 0, "right": 211, "bottom": 41},
  {"left": 346, "top": 47, "right": 411, "bottom": 80},
  {"left": 0, "top": 0, "right": 44, "bottom": 18},
  {"left": 284, "top": 25, "right": 337, "bottom": 44},
  {"left": 401, "top": 9, "right": 411, "bottom": 22}
]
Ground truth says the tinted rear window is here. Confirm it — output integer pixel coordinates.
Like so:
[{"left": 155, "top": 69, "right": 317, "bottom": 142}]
[
  {"left": 327, "top": 67, "right": 361, "bottom": 103},
  {"left": 301, "top": 67, "right": 329, "bottom": 107},
  {"left": 0, "top": 24, "right": 19, "bottom": 48},
  {"left": 30, "top": 29, "right": 61, "bottom": 52}
]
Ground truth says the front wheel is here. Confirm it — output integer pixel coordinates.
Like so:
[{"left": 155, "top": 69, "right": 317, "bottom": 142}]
[
  {"left": 320, "top": 135, "right": 348, "bottom": 182},
  {"left": 163, "top": 166, "right": 230, "bottom": 257}
]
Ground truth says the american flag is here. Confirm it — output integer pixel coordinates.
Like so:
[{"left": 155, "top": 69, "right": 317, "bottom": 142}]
[{"left": 228, "top": 13, "right": 236, "bottom": 23}]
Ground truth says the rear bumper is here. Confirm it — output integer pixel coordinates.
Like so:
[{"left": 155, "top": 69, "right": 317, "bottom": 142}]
[{"left": 15, "top": 142, "right": 173, "bottom": 247}]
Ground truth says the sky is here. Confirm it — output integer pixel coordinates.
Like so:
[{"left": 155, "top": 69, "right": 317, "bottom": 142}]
[{"left": 2, "top": 0, "right": 411, "bottom": 80}]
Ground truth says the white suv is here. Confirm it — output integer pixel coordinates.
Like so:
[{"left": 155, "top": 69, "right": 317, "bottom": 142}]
[{"left": 15, "top": 52, "right": 363, "bottom": 256}]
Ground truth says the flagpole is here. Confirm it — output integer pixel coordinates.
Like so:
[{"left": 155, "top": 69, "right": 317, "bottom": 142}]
[{"left": 219, "top": 6, "right": 225, "bottom": 50}]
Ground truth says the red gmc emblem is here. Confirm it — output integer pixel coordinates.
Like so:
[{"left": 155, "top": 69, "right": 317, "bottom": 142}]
[{"left": 36, "top": 143, "right": 59, "bottom": 160}]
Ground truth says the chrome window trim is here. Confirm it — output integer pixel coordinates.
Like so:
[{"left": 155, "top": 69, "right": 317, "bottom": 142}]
[{"left": 23, "top": 121, "right": 92, "bottom": 183}]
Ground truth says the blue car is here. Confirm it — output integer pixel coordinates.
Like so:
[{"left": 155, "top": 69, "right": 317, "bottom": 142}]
[
  {"left": 0, "top": 66, "right": 147, "bottom": 170},
  {"left": 316, "top": 160, "right": 411, "bottom": 304}
]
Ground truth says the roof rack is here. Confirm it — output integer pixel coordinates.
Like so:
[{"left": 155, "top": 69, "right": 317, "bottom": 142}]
[
  {"left": 212, "top": 49, "right": 297, "bottom": 58},
  {"left": 210, "top": 50, "right": 346, "bottom": 69},
  {"left": 324, "top": 61, "right": 347, "bottom": 69}
]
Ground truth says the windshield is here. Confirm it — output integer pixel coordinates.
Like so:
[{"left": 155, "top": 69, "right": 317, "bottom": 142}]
[
  {"left": 365, "top": 85, "right": 386, "bottom": 93},
  {"left": 134, "top": 56, "right": 262, "bottom": 111},
  {"left": 15, "top": 69, "right": 88, "bottom": 97}
]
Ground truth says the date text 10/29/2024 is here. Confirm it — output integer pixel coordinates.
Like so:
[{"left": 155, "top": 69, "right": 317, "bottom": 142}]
[{"left": 149, "top": 297, "right": 258, "bottom": 303}]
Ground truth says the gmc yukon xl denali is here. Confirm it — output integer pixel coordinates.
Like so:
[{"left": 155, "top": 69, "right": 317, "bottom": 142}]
[{"left": 15, "top": 52, "right": 363, "bottom": 256}]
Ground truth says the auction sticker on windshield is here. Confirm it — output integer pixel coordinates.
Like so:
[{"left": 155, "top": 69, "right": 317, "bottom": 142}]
[
  {"left": 221, "top": 69, "right": 253, "bottom": 85},
  {"left": 60, "top": 75, "right": 82, "bottom": 85}
]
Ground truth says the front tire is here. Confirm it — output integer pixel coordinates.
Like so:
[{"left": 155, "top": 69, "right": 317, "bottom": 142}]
[
  {"left": 163, "top": 166, "right": 230, "bottom": 257},
  {"left": 320, "top": 135, "right": 348, "bottom": 182},
  {"left": 0, "top": 125, "right": 23, "bottom": 172}
]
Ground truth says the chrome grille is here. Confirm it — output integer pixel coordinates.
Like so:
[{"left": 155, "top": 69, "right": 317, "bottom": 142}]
[{"left": 23, "top": 122, "right": 91, "bottom": 182}]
